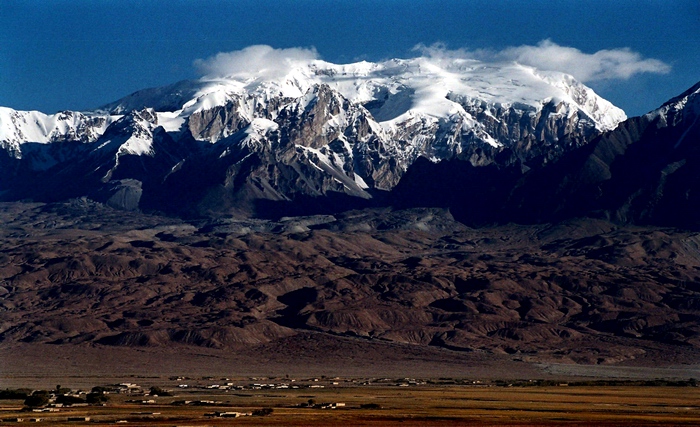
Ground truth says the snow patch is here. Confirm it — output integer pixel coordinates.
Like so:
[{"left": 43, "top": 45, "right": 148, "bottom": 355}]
[
  {"left": 354, "top": 173, "right": 369, "bottom": 189},
  {"left": 246, "top": 118, "right": 279, "bottom": 135},
  {"left": 156, "top": 111, "right": 187, "bottom": 133}
]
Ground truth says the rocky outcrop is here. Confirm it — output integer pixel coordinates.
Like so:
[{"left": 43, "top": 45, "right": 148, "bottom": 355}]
[{"left": 187, "top": 99, "right": 251, "bottom": 142}]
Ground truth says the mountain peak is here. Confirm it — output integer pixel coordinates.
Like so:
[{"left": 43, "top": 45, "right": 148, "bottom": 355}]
[
  {"left": 646, "top": 81, "right": 700, "bottom": 127},
  {"left": 104, "top": 57, "right": 626, "bottom": 135},
  {"left": 660, "top": 81, "right": 700, "bottom": 108}
]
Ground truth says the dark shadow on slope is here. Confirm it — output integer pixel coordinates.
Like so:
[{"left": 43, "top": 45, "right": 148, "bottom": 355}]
[
  {"left": 252, "top": 190, "right": 387, "bottom": 220},
  {"left": 390, "top": 157, "right": 524, "bottom": 227}
]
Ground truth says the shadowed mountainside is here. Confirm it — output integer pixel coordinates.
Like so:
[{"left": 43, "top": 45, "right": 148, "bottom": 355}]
[{"left": 391, "top": 82, "right": 700, "bottom": 229}]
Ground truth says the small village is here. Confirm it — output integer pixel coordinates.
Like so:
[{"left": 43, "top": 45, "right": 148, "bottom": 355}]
[
  {"left": 2, "top": 376, "right": 699, "bottom": 425},
  {"left": 0, "top": 376, "right": 433, "bottom": 424}
]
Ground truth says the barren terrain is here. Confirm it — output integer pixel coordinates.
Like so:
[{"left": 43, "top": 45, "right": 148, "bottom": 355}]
[{"left": 2, "top": 200, "right": 700, "bottom": 380}]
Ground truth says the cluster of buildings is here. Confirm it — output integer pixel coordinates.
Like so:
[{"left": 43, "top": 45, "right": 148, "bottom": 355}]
[
  {"left": 1, "top": 416, "right": 91, "bottom": 423},
  {"left": 206, "top": 410, "right": 253, "bottom": 418}
]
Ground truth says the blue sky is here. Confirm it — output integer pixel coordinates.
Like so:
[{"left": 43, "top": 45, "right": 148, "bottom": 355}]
[{"left": 1, "top": 0, "right": 698, "bottom": 117}]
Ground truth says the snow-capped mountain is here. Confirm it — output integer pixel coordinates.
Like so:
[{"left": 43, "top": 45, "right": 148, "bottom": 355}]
[
  {"left": 646, "top": 81, "right": 700, "bottom": 134},
  {"left": 0, "top": 108, "right": 116, "bottom": 169},
  {"left": 99, "top": 57, "right": 625, "bottom": 170},
  {"left": 0, "top": 55, "right": 627, "bottom": 216}
]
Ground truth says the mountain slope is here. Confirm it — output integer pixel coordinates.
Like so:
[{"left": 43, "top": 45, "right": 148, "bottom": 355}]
[
  {"left": 505, "top": 81, "right": 700, "bottom": 227},
  {"left": 390, "top": 81, "right": 700, "bottom": 229}
]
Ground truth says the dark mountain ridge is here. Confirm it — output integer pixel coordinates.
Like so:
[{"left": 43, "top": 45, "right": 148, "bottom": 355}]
[{"left": 394, "top": 81, "right": 700, "bottom": 229}]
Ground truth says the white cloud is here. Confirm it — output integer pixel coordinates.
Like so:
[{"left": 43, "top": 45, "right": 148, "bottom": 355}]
[
  {"left": 414, "top": 40, "right": 671, "bottom": 82},
  {"left": 196, "top": 42, "right": 670, "bottom": 84},
  {"left": 194, "top": 45, "right": 319, "bottom": 80}
]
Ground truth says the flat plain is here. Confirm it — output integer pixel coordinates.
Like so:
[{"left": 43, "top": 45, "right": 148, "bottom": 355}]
[{"left": 2, "top": 381, "right": 700, "bottom": 426}]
